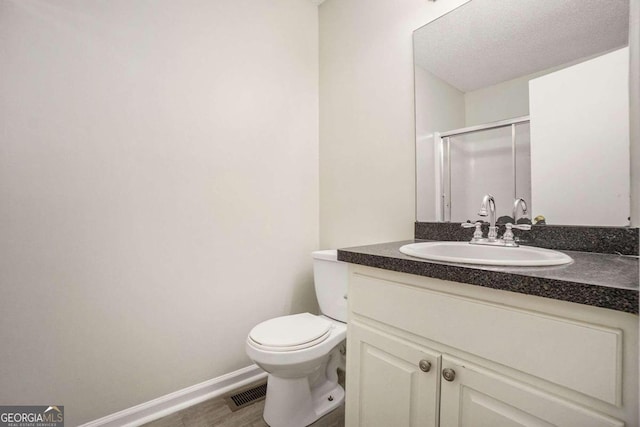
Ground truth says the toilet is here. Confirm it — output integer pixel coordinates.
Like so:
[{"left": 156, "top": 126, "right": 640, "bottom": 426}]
[{"left": 246, "top": 250, "right": 347, "bottom": 427}]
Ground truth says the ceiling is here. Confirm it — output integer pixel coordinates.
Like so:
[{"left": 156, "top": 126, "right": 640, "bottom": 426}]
[{"left": 414, "top": 0, "right": 629, "bottom": 92}]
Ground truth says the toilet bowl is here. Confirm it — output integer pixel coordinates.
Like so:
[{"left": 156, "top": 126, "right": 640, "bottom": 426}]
[
  {"left": 246, "top": 314, "right": 346, "bottom": 426},
  {"left": 245, "top": 250, "right": 347, "bottom": 427}
]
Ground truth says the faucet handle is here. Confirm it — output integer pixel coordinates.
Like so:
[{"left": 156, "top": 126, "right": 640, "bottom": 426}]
[
  {"left": 503, "top": 223, "right": 516, "bottom": 246},
  {"left": 461, "top": 221, "right": 480, "bottom": 228},
  {"left": 461, "top": 222, "right": 484, "bottom": 241},
  {"left": 503, "top": 223, "right": 531, "bottom": 247}
]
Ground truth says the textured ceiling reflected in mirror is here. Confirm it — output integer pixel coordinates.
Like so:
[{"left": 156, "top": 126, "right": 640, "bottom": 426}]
[{"left": 414, "top": 0, "right": 628, "bottom": 92}]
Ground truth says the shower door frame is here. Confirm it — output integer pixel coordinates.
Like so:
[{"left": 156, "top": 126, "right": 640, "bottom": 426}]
[{"left": 435, "top": 115, "right": 530, "bottom": 222}]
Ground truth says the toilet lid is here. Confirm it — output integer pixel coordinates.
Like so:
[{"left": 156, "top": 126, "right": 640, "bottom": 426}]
[{"left": 249, "top": 313, "right": 332, "bottom": 351}]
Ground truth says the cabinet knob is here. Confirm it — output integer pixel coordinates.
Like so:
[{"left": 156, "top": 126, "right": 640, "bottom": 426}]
[
  {"left": 418, "top": 360, "right": 432, "bottom": 372},
  {"left": 442, "top": 368, "right": 456, "bottom": 382}
]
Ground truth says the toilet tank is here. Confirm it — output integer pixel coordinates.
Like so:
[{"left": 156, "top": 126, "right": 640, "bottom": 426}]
[{"left": 312, "top": 250, "right": 348, "bottom": 322}]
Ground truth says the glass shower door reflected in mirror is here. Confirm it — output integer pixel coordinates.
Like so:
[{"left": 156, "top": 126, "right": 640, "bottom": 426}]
[{"left": 439, "top": 120, "right": 531, "bottom": 223}]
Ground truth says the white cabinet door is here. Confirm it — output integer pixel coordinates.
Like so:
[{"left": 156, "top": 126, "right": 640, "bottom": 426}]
[
  {"left": 439, "top": 355, "right": 624, "bottom": 427},
  {"left": 346, "top": 321, "right": 440, "bottom": 427}
]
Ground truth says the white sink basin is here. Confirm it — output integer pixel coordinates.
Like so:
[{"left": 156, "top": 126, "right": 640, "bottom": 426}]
[{"left": 399, "top": 241, "right": 573, "bottom": 266}]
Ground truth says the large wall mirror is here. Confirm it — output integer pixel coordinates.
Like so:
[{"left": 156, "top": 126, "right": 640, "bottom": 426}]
[{"left": 414, "top": 0, "right": 631, "bottom": 226}]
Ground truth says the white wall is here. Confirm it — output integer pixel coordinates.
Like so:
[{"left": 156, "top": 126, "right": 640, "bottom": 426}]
[
  {"left": 463, "top": 57, "right": 613, "bottom": 127},
  {"left": 0, "top": 1, "right": 318, "bottom": 425},
  {"left": 631, "top": 0, "right": 640, "bottom": 227},
  {"left": 415, "top": 66, "right": 465, "bottom": 221},
  {"left": 463, "top": 63, "right": 584, "bottom": 127},
  {"left": 631, "top": 1, "right": 640, "bottom": 421},
  {"left": 464, "top": 74, "right": 531, "bottom": 126},
  {"left": 529, "top": 48, "right": 630, "bottom": 225},
  {"left": 319, "top": 0, "right": 469, "bottom": 248}
]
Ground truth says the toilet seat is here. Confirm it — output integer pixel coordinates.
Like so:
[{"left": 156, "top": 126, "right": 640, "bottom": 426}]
[
  {"left": 248, "top": 313, "right": 332, "bottom": 352},
  {"left": 246, "top": 314, "right": 346, "bottom": 368}
]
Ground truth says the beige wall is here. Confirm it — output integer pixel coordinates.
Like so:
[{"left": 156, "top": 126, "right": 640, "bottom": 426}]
[
  {"left": 0, "top": 1, "right": 318, "bottom": 425},
  {"left": 318, "top": 0, "right": 469, "bottom": 249}
]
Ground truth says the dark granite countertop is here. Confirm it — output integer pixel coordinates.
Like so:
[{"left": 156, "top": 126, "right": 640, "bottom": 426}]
[{"left": 338, "top": 240, "right": 639, "bottom": 314}]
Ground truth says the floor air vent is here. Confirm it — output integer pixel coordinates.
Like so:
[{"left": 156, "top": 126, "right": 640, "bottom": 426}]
[{"left": 224, "top": 381, "right": 267, "bottom": 412}]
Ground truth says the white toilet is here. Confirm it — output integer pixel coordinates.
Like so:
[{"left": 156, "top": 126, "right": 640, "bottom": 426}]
[{"left": 246, "top": 250, "right": 347, "bottom": 427}]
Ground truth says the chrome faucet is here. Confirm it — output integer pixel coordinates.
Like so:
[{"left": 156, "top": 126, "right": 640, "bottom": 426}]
[
  {"left": 478, "top": 194, "right": 497, "bottom": 241},
  {"left": 512, "top": 198, "right": 528, "bottom": 223},
  {"left": 461, "top": 195, "right": 531, "bottom": 247}
]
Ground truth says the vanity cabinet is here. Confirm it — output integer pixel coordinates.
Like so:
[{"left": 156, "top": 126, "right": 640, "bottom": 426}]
[
  {"left": 439, "top": 355, "right": 624, "bottom": 427},
  {"left": 345, "top": 265, "right": 638, "bottom": 427},
  {"left": 349, "top": 322, "right": 440, "bottom": 426}
]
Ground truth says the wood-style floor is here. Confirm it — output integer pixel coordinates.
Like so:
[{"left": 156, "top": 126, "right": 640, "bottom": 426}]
[{"left": 142, "top": 382, "right": 345, "bottom": 427}]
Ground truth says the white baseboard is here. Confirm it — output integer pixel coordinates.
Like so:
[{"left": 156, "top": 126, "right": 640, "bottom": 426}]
[{"left": 79, "top": 364, "right": 267, "bottom": 427}]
